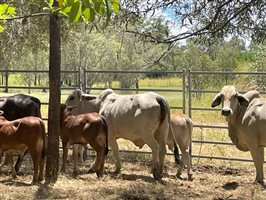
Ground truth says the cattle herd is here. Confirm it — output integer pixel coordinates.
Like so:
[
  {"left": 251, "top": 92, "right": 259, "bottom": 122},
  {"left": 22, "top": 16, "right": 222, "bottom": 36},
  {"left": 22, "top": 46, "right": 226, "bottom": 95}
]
[{"left": 0, "top": 85, "right": 265, "bottom": 185}]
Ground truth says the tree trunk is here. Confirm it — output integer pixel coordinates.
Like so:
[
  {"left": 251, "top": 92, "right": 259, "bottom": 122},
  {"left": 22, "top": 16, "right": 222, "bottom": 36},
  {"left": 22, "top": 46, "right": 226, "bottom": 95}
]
[{"left": 45, "top": 13, "right": 61, "bottom": 184}]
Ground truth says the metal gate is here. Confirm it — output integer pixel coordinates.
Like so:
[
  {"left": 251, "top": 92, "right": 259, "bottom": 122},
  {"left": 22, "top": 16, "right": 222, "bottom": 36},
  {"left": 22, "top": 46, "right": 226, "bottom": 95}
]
[{"left": 0, "top": 69, "right": 265, "bottom": 163}]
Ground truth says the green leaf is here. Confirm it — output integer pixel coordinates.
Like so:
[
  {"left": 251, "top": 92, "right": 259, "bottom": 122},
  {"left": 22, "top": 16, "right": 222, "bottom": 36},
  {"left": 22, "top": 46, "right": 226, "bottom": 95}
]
[
  {"left": 69, "top": 1, "right": 82, "bottom": 23},
  {"left": 83, "top": 7, "right": 95, "bottom": 22},
  {"left": 111, "top": 0, "right": 119, "bottom": 13},
  {"left": 49, "top": 0, "right": 54, "bottom": 7},
  {"left": 67, "top": 0, "right": 74, "bottom": 6},
  {"left": 58, "top": 0, "right": 64, "bottom": 7},
  {"left": 59, "top": 10, "right": 68, "bottom": 17},
  {"left": 62, "top": 6, "right": 71, "bottom": 14},
  {"left": 7, "top": 7, "right": 16, "bottom": 15},
  {"left": 0, "top": 4, "right": 8, "bottom": 14},
  {"left": 93, "top": 0, "right": 105, "bottom": 14},
  {"left": 81, "top": 0, "right": 90, "bottom": 8},
  {"left": 0, "top": 25, "right": 4, "bottom": 32}
]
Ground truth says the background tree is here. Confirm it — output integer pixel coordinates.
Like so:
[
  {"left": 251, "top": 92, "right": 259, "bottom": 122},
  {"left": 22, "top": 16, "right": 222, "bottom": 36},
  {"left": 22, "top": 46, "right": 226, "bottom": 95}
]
[{"left": 250, "top": 43, "right": 266, "bottom": 90}]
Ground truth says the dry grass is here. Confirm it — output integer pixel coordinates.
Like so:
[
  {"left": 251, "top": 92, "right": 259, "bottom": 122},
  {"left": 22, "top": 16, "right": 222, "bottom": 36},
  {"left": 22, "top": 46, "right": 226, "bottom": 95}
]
[{"left": 0, "top": 151, "right": 265, "bottom": 200}]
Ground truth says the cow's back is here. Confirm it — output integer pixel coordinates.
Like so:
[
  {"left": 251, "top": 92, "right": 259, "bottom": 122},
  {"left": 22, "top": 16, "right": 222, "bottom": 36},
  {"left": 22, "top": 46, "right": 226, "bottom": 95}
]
[
  {"left": 0, "top": 116, "right": 44, "bottom": 149},
  {"left": 167, "top": 113, "right": 192, "bottom": 150},
  {"left": 100, "top": 92, "right": 165, "bottom": 141},
  {"left": 0, "top": 94, "right": 41, "bottom": 120}
]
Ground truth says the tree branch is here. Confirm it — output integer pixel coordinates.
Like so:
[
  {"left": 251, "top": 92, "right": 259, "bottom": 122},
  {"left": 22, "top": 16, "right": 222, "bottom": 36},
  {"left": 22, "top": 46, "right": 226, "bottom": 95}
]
[{"left": 0, "top": 12, "right": 50, "bottom": 21}]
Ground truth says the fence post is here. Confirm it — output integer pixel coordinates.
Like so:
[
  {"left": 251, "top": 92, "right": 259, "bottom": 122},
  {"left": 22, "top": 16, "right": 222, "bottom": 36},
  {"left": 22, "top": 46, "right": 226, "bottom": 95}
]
[
  {"left": 4, "top": 70, "right": 8, "bottom": 93},
  {"left": 82, "top": 68, "right": 86, "bottom": 93},
  {"left": 182, "top": 69, "right": 186, "bottom": 114},
  {"left": 187, "top": 69, "right": 192, "bottom": 165},
  {"left": 78, "top": 68, "right": 81, "bottom": 89},
  {"left": 188, "top": 69, "right": 192, "bottom": 119}
]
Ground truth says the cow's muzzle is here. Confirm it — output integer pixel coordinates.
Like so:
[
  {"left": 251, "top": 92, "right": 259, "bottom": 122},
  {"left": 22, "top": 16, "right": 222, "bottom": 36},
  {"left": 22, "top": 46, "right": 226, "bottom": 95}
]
[{"left": 221, "top": 108, "right": 232, "bottom": 116}]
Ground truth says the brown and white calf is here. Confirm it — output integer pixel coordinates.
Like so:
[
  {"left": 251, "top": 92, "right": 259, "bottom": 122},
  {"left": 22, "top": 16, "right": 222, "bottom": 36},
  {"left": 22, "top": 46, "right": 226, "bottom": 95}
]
[
  {"left": 167, "top": 113, "right": 193, "bottom": 180},
  {"left": 0, "top": 111, "right": 46, "bottom": 184},
  {"left": 60, "top": 104, "right": 108, "bottom": 178}
]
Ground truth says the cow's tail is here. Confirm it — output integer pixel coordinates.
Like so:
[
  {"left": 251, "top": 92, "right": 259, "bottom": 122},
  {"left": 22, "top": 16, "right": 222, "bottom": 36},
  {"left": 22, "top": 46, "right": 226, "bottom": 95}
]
[
  {"left": 40, "top": 119, "right": 46, "bottom": 159},
  {"left": 173, "top": 141, "right": 181, "bottom": 165},
  {"left": 156, "top": 97, "right": 167, "bottom": 125},
  {"left": 101, "top": 116, "right": 109, "bottom": 156},
  {"left": 157, "top": 97, "right": 181, "bottom": 165},
  {"left": 185, "top": 115, "right": 193, "bottom": 157}
]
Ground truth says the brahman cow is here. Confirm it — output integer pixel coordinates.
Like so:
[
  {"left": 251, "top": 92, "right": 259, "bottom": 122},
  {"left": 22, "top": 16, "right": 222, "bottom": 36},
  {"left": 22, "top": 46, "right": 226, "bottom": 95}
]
[
  {"left": 0, "top": 94, "right": 42, "bottom": 173},
  {"left": 0, "top": 111, "right": 46, "bottom": 184},
  {"left": 65, "top": 89, "right": 175, "bottom": 180},
  {"left": 60, "top": 104, "right": 108, "bottom": 178},
  {"left": 212, "top": 85, "right": 266, "bottom": 184},
  {"left": 167, "top": 113, "right": 193, "bottom": 180}
]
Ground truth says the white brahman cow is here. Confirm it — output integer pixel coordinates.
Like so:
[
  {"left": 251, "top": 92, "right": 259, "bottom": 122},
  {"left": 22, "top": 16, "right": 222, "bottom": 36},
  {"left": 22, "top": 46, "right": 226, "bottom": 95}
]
[
  {"left": 66, "top": 89, "right": 175, "bottom": 180},
  {"left": 167, "top": 113, "right": 193, "bottom": 180},
  {"left": 212, "top": 85, "right": 266, "bottom": 184}
]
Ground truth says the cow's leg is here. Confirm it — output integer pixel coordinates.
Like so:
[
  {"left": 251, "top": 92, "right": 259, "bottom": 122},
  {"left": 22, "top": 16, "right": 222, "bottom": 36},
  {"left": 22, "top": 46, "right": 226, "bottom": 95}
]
[
  {"left": 87, "top": 141, "right": 98, "bottom": 174},
  {"left": 98, "top": 148, "right": 106, "bottom": 178},
  {"left": 28, "top": 148, "right": 39, "bottom": 184},
  {"left": 38, "top": 147, "right": 45, "bottom": 182},
  {"left": 109, "top": 138, "right": 121, "bottom": 173},
  {"left": 155, "top": 134, "right": 167, "bottom": 179},
  {"left": 72, "top": 146, "right": 79, "bottom": 176},
  {"left": 249, "top": 146, "right": 264, "bottom": 184},
  {"left": 73, "top": 144, "right": 84, "bottom": 163},
  {"left": 93, "top": 148, "right": 105, "bottom": 178},
  {"left": 7, "top": 151, "right": 17, "bottom": 178},
  {"left": 0, "top": 149, "right": 3, "bottom": 166},
  {"left": 145, "top": 136, "right": 160, "bottom": 180},
  {"left": 186, "top": 149, "right": 193, "bottom": 181},
  {"left": 61, "top": 142, "right": 70, "bottom": 173},
  {"left": 15, "top": 148, "right": 28, "bottom": 173},
  {"left": 176, "top": 144, "right": 193, "bottom": 180},
  {"left": 2, "top": 152, "right": 9, "bottom": 166}
]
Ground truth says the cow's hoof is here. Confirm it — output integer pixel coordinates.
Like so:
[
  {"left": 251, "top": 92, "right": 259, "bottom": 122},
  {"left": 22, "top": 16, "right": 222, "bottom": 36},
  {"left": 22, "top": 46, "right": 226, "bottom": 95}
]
[
  {"left": 31, "top": 180, "right": 39, "bottom": 185},
  {"left": 38, "top": 177, "right": 44, "bottom": 182},
  {"left": 72, "top": 170, "right": 79, "bottom": 178},
  {"left": 188, "top": 174, "right": 193, "bottom": 181},
  {"left": 175, "top": 174, "right": 183, "bottom": 180},
  {"left": 254, "top": 179, "right": 264, "bottom": 186},
  {"left": 114, "top": 168, "right": 121, "bottom": 174},
  {"left": 88, "top": 167, "right": 96, "bottom": 174},
  {"left": 11, "top": 174, "right": 17, "bottom": 179},
  {"left": 96, "top": 171, "right": 103, "bottom": 178},
  {"left": 153, "top": 170, "right": 162, "bottom": 180}
]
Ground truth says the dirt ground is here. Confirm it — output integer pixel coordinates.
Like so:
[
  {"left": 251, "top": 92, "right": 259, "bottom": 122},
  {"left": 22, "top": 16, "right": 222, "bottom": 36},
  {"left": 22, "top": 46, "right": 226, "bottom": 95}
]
[{"left": 0, "top": 154, "right": 265, "bottom": 200}]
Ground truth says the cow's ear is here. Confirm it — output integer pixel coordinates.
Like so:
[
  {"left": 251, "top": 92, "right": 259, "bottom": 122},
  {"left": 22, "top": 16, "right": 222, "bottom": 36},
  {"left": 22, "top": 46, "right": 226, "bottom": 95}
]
[
  {"left": 81, "top": 95, "right": 97, "bottom": 101},
  {"left": 236, "top": 92, "right": 249, "bottom": 106},
  {"left": 211, "top": 93, "right": 222, "bottom": 107}
]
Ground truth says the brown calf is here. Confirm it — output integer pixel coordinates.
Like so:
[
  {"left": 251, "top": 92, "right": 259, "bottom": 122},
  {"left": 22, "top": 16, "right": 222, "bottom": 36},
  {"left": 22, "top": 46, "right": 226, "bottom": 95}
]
[
  {"left": 167, "top": 113, "right": 193, "bottom": 180},
  {"left": 60, "top": 104, "right": 108, "bottom": 178},
  {"left": 0, "top": 112, "right": 46, "bottom": 184}
]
